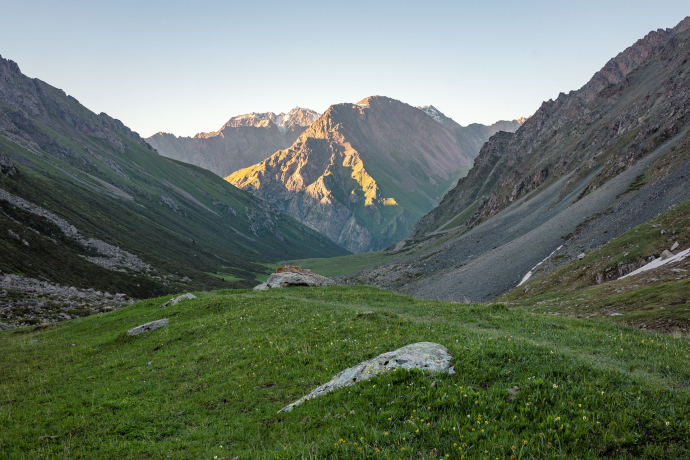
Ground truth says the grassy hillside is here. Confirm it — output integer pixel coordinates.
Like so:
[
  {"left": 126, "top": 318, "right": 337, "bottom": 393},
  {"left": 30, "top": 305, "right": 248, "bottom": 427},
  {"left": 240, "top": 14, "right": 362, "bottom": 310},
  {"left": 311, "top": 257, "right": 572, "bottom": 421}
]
[
  {"left": 499, "top": 199, "right": 690, "bottom": 333},
  {"left": 0, "top": 54, "right": 348, "bottom": 297},
  {"left": 1, "top": 286, "right": 689, "bottom": 459}
]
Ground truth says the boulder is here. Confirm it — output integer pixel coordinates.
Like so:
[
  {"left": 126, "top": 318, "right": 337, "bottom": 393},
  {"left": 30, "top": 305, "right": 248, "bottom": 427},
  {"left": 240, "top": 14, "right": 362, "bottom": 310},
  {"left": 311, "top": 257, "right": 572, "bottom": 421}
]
[
  {"left": 160, "top": 293, "right": 196, "bottom": 308},
  {"left": 661, "top": 250, "right": 674, "bottom": 260},
  {"left": 254, "top": 266, "right": 334, "bottom": 291},
  {"left": 126, "top": 319, "right": 168, "bottom": 336},
  {"left": 279, "top": 342, "right": 454, "bottom": 413}
]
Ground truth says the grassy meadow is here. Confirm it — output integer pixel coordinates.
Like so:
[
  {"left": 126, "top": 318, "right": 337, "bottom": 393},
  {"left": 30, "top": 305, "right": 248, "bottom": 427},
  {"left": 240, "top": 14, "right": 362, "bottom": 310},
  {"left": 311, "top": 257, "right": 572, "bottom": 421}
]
[{"left": 1, "top": 286, "right": 689, "bottom": 459}]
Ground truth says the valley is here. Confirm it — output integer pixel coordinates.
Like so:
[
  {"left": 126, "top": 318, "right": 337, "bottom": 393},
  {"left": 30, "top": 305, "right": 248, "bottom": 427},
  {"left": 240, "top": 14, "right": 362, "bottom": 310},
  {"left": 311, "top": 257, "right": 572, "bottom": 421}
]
[{"left": 1, "top": 8, "right": 690, "bottom": 460}]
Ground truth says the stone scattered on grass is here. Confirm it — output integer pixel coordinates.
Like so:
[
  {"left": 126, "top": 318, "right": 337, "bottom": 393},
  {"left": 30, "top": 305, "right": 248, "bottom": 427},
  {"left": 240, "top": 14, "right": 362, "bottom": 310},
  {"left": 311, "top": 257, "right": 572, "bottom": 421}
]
[
  {"left": 279, "top": 342, "right": 455, "bottom": 413},
  {"left": 127, "top": 319, "right": 168, "bottom": 336},
  {"left": 0, "top": 322, "right": 14, "bottom": 331},
  {"left": 671, "top": 242, "right": 679, "bottom": 251},
  {"left": 578, "top": 253, "right": 586, "bottom": 260},
  {"left": 254, "top": 266, "right": 334, "bottom": 291},
  {"left": 160, "top": 293, "right": 197, "bottom": 308}
]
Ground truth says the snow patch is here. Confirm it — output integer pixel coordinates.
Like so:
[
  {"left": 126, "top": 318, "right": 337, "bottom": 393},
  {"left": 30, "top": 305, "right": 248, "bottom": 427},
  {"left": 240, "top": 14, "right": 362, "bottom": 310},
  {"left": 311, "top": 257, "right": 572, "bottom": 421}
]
[
  {"left": 618, "top": 247, "right": 690, "bottom": 280},
  {"left": 518, "top": 245, "right": 564, "bottom": 286}
]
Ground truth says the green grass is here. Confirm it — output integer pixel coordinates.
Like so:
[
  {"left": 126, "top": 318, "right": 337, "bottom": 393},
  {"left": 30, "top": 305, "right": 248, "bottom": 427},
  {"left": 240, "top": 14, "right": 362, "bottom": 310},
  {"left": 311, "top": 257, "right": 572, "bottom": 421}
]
[
  {"left": 286, "top": 252, "right": 404, "bottom": 278},
  {"left": 2, "top": 286, "right": 689, "bottom": 459}
]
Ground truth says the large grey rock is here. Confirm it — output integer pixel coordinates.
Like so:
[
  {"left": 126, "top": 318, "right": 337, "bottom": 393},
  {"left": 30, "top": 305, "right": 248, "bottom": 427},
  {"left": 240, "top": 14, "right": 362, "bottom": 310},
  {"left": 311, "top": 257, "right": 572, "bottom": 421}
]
[
  {"left": 661, "top": 249, "right": 674, "bottom": 260},
  {"left": 0, "top": 322, "right": 14, "bottom": 331},
  {"left": 160, "top": 293, "right": 196, "bottom": 308},
  {"left": 254, "top": 266, "right": 334, "bottom": 291},
  {"left": 127, "top": 319, "right": 168, "bottom": 336},
  {"left": 279, "top": 342, "right": 454, "bottom": 413}
]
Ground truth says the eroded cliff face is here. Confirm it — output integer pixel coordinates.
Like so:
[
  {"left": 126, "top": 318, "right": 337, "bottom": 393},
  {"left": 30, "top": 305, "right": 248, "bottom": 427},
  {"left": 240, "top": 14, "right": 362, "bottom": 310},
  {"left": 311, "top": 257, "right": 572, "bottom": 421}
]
[
  {"left": 146, "top": 108, "right": 319, "bottom": 177},
  {"left": 228, "top": 96, "right": 515, "bottom": 252},
  {"left": 413, "top": 16, "right": 690, "bottom": 237}
]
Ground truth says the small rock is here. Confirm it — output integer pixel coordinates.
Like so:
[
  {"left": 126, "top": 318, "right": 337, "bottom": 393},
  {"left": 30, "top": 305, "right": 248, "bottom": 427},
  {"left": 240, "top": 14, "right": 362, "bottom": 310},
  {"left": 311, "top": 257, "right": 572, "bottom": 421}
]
[
  {"left": 430, "top": 381, "right": 436, "bottom": 389},
  {"left": 609, "top": 313, "right": 624, "bottom": 316},
  {"left": 661, "top": 250, "right": 674, "bottom": 260},
  {"left": 147, "top": 361, "right": 153, "bottom": 366},
  {"left": 507, "top": 386, "right": 520, "bottom": 400},
  {"left": 578, "top": 253, "right": 586, "bottom": 260},
  {"left": 71, "top": 343, "right": 76, "bottom": 346},
  {"left": 160, "top": 293, "right": 197, "bottom": 308},
  {"left": 30, "top": 340, "right": 40, "bottom": 344},
  {"left": 58, "top": 313, "right": 72, "bottom": 320},
  {"left": 254, "top": 266, "right": 335, "bottom": 291},
  {"left": 279, "top": 342, "right": 454, "bottom": 413},
  {"left": 652, "top": 224, "right": 660, "bottom": 228},
  {"left": 671, "top": 242, "right": 679, "bottom": 251},
  {"left": 661, "top": 230, "right": 666, "bottom": 235},
  {"left": 127, "top": 319, "right": 169, "bottom": 336}
]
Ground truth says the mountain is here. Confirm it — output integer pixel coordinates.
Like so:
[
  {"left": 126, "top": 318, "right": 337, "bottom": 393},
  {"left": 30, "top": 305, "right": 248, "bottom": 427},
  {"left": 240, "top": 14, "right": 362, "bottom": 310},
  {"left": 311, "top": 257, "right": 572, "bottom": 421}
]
[
  {"left": 146, "top": 107, "right": 319, "bottom": 177},
  {"left": 339, "top": 16, "right": 690, "bottom": 302},
  {"left": 227, "top": 96, "right": 522, "bottom": 253},
  {"left": 418, "top": 105, "right": 525, "bottom": 160},
  {"left": 0, "top": 55, "right": 348, "bottom": 305}
]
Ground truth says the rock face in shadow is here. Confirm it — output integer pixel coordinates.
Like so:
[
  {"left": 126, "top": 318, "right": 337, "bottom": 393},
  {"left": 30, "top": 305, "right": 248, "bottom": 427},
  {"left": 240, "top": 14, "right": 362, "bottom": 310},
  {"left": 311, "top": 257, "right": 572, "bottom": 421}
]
[
  {"left": 229, "top": 96, "right": 522, "bottom": 253},
  {"left": 253, "top": 266, "right": 334, "bottom": 291},
  {"left": 280, "top": 342, "right": 454, "bottom": 413},
  {"left": 146, "top": 108, "right": 320, "bottom": 177}
]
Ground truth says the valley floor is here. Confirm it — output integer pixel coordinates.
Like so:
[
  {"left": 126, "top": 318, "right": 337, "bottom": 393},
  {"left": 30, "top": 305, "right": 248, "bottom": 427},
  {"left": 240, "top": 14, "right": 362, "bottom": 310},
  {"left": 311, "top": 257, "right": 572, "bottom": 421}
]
[{"left": 1, "top": 286, "right": 689, "bottom": 459}]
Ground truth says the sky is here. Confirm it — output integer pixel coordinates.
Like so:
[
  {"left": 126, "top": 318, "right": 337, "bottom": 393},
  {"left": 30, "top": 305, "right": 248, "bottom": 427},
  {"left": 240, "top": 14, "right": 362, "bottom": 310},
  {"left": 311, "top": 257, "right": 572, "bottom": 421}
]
[{"left": 1, "top": 1, "right": 688, "bottom": 138}]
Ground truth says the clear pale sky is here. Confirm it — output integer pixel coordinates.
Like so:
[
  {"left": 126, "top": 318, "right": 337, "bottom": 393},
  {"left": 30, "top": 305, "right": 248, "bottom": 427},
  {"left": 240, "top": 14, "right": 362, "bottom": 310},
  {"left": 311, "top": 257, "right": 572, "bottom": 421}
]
[{"left": 1, "top": 1, "right": 687, "bottom": 138}]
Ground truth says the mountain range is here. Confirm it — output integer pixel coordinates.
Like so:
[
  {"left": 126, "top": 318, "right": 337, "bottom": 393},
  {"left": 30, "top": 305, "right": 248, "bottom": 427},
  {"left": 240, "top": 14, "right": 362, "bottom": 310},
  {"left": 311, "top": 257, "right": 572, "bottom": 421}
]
[
  {"left": 227, "top": 97, "right": 522, "bottom": 252},
  {"left": 146, "top": 108, "right": 319, "bottom": 177},
  {"left": 0, "top": 56, "right": 347, "bottom": 304},
  {"left": 340, "top": 16, "right": 690, "bottom": 302}
]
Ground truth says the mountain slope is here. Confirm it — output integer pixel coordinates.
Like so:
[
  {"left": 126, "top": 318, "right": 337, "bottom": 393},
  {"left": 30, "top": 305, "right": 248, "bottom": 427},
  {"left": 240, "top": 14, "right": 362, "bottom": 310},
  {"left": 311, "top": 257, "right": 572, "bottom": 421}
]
[
  {"left": 146, "top": 108, "right": 319, "bottom": 177},
  {"left": 228, "top": 96, "right": 521, "bottom": 253},
  {"left": 0, "top": 55, "right": 348, "bottom": 301},
  {"left": 339, "top": 16, "right": 690, "bottom": 302}
]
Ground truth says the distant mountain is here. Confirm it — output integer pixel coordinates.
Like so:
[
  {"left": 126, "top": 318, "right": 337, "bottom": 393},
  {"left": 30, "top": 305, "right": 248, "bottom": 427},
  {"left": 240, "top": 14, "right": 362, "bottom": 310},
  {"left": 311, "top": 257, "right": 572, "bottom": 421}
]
[
  {"left": 341, "top": 16, "right": 690, "bottom": 302},
  {"left": 418, "top": 105, "right": 524, "bottom": 159},
  {"left": 0, "top": 55, "right": 348, "bottom": 300},
  {"left": 227, "top": 96, "right": 522, "bottom": 253},
  {"left": 146, "top": 107, "right": 319, "bottom": 177}
]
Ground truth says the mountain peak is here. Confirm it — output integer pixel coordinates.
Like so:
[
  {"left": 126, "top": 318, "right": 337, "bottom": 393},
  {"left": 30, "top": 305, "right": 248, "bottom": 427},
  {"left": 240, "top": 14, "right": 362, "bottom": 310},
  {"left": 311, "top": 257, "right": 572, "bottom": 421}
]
[{"left": 222, "top": 108, "right": 319, "bottom": 131}]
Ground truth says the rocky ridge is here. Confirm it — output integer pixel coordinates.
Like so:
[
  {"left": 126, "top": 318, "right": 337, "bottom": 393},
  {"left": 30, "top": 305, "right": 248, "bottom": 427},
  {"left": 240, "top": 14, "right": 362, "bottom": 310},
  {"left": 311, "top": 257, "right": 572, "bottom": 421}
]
[{"left": 146, "top": 107, "right": 319, "bottom": 177}]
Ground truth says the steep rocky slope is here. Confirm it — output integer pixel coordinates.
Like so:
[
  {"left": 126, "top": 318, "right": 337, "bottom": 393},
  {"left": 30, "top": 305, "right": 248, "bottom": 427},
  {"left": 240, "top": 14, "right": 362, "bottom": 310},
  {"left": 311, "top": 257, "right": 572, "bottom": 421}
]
[
  {"left": 0, "top": 54, "right": 348, "bottom": 310},
  {"left": 228, "top": 96, "right": 521, "bottom": 252},
  {"left": 146, "top": 107, "right": 319, "bottom": 177},
  {"left": 339, "top": 16, "right": 690, "bottom": 302}
]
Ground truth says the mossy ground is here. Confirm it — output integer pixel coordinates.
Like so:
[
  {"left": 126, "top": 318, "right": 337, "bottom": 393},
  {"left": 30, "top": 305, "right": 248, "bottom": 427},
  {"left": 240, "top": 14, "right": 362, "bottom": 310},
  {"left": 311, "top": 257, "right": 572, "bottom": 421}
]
[{"left": 1, "top": 287, "right": 689, "bottom": 459}]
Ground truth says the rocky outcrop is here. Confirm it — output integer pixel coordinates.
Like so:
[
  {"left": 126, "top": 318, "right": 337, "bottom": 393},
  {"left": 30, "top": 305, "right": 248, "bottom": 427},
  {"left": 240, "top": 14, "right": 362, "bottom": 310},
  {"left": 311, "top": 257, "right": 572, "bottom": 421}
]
[
  {"left": 146, "top": 108, "right": 319, "bottom": 177},
  {"left": 254, "top": 266, "right": 334, "bottom": 291},
  {"left": 280, "top": 342, "right": 454, "bottom": 413},
  {"left": 229, "top": 97, "right": 520, "bottom": 253},
  {"left": 127, "top": 319, "right": 168, "bottom": 336}
]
